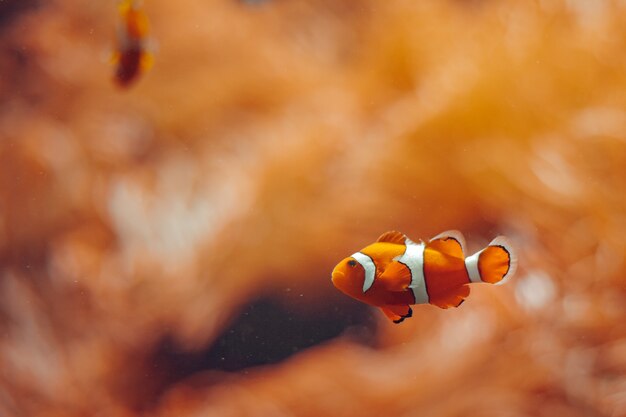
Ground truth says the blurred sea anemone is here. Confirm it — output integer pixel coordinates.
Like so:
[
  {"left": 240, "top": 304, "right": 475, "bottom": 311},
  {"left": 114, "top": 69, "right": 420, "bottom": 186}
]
[{"left": 0, "top": 0, "right": 625, "bottom": 416}]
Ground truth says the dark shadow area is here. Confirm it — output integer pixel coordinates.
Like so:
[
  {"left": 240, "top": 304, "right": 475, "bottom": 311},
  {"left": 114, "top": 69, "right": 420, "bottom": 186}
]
[
  {"left": 120, "top": 294, "right": 377, "bottom": 412},
  {"left": 156, "top": 295, "right": 376, "bottom": 376},
  {"left": 0, "top": 0, "right": 39, "bottom": 28}
]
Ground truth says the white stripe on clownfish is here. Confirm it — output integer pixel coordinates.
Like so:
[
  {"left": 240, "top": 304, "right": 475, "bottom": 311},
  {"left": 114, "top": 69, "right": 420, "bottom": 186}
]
[
  {"left": 351, "top": 252, "right": 377, "bottom": 293},
  {"left": 465, "top": 251, "right": 483, "bottom": 283},
  {"left": 394, "top": 241, "right": 430, "bottom": 304}
]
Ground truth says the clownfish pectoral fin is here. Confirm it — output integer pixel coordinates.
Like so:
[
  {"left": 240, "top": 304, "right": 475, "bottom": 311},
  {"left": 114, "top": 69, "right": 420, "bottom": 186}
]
[
  {"left": 428, "top": 230, "right": 466, "bottom": 259},
  {"left": 377, "top": 261, "right": 412, "bottom": 291},
  {"left": 429, "top": 285, "right": 470, "bottom": 309},
  {"left": 380, "top": 305, "right": 413, "bottom": 324},
  {"left": 377, "top": 230, "right": 414, "bottom": 245},
  {"left": 465, "top": 236, "right": 517, "bottom": 284}
]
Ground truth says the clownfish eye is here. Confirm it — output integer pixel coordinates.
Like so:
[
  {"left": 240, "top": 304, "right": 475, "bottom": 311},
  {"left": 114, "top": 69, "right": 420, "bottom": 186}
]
[{"left": 347, "top": 259, "right": 357, "bottom": 267}]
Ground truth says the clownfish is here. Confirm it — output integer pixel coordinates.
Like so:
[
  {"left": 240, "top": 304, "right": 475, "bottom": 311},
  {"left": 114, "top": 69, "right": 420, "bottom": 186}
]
[
  {"left": 331, "top": 230, "right": 517, "bottom": 323},
  {"left": 112, "top": 0, "right": 153, "bottom": 88}
]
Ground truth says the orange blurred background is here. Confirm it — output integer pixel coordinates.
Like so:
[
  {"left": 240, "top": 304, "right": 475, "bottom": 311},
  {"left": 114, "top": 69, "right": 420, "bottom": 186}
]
[{"left": 1, "top": 0, "right": 625, "bottom": 416}]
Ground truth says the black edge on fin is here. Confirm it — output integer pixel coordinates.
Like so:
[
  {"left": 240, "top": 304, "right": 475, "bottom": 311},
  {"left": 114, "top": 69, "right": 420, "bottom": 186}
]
[{"left": 392, "top": 306, "right": 413, "bottom": 324}]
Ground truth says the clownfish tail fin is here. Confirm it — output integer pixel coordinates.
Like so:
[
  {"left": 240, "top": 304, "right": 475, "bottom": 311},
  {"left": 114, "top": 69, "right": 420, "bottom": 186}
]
[{"left": 465, "top": 236, "right": 517, "bottom": 284}]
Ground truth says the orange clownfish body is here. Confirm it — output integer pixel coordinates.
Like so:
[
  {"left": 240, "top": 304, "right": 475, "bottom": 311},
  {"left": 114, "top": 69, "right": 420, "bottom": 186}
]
[
  {"left": 331, "top": 230, "right": 517, "bottom": 323},
  {"left": 112, "top": 0, "right": 152, "bottom": 88}
]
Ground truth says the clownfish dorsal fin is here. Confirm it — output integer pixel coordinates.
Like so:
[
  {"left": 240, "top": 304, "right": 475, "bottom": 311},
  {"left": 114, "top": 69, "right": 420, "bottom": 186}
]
[
  {"left": 377, "top": 231, "right": 411, "bottom": 245},
  {"left": 428, "top": 230, "right": 466, "bottom": 258}
]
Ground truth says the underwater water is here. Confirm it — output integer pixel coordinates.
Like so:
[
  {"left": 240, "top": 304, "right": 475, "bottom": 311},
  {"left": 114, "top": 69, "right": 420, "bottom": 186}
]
[{"left": 1, "top": 0, "right": 625, "bottom": 416}]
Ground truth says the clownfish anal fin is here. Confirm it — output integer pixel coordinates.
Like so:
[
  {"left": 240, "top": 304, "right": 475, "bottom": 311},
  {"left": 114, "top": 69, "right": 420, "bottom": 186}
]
[
  {"left": 428, "top": 230, "right": 466, "bottom": 258},
  {"left": 377, "top": 231, "right": 409, "bottom": 245},
  {"left": 377, "top": 261, "right": 411, "bottom": 291},
  {"left": 380, "top": 305, "right": 413, "bottom": 324},
  {"left": 429, "top": 285, "right": 470, "bottom": 309}
]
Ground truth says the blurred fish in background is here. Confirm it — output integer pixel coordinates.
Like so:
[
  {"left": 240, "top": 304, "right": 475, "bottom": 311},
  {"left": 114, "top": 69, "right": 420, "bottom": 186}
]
[
  {"left": 0, "top": 0, "right": 625, "bottom": 416},
  {"left": 111, "top": 0, "right": 153, "bottom": 88}
]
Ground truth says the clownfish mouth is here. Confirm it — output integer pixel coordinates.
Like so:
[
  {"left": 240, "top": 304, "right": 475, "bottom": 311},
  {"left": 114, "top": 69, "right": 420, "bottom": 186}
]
[{"left": 331, "top": 270, "right": 345, "bottom": 285}]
